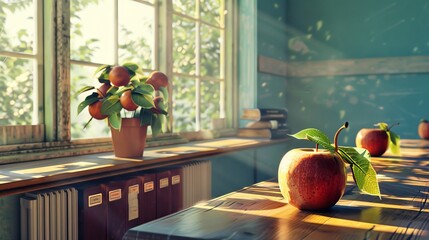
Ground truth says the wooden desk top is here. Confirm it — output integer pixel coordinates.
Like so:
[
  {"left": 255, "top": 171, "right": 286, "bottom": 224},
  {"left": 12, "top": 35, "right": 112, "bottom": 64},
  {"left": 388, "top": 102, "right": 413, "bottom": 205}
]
[{"left": 124, "top": 139, "right": 429, "bottom": 240}]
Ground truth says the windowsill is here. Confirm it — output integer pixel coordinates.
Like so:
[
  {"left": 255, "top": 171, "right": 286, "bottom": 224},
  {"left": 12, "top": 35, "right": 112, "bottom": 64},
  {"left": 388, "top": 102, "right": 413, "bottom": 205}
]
[
  {"left": 0, "top": 129, "right": 238, "bottom": 164},
  {"left": 0, "top": 137, "right": 290, "bottom": 197}
]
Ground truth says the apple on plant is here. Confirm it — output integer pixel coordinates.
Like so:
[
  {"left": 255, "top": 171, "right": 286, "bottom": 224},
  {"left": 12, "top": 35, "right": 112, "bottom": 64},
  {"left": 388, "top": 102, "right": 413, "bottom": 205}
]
[
  {"left": 418, "top": 119, "right": 429, "bottom": 139},
  {"left": 278, "top": 122, "right": 380, "bottom": 211},
  {"left": 355, "top": 122, "right": 400, "bottom": 157},
  {"left": 76, "top": 62, "right": 169, "bottom": 137}
]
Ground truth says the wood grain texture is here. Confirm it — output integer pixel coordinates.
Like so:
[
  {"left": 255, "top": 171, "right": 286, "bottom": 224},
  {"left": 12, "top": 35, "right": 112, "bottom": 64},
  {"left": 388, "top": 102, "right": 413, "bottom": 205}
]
[
  {"left": 258, "top": 55, "right": 429, "bottom": 78},
  {"left": 0, "top": 125, "right": 44, "bottom": 145},
  {"left": 124, "top": 140, "right": 429, "bottom": 240},
  {"left": 55, "top": 0, "right": 71, "bottom": 141}
]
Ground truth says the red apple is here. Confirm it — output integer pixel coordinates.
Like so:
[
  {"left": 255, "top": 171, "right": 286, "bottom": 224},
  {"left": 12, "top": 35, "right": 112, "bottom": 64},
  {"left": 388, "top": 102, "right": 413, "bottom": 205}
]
[
  {"left": 109, "top": 66, "right": 131, "bottom": 87},
  {"left": 355, "top": 128, "right": 388, "bottom": 157},
  {"left": 97, "top": 82, "right": 111, "bottom": 98},
  {"left": 146, "top": 71, "right": 168, "bottom": 90},
  {"left": 120, "top": 90, "right": 138, "bottom": 111},
  {"left": 88, "top": 100, "right": 107, "bottom": 120},
  {"left": 150, "top": 96, "right": 164, "bottom": 114},
  {"left": 278, "top": 148, "right": 347, "bottom": 210},
  {"left": 418, "top": 120, "right": 429, "bottom": 139}
]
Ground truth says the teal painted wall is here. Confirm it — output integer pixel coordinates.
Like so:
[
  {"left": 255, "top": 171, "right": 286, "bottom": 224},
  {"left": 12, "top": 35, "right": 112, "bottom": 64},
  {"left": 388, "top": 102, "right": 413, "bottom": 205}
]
[
  {"left": 257, "top": 0, "right": 288, "bottom": 109},
  {"left": 286, "top": 0, "right": 429, "bottom": 60},
  {"left": 284, "top": 0, "right": 429, "bottom": 143}
]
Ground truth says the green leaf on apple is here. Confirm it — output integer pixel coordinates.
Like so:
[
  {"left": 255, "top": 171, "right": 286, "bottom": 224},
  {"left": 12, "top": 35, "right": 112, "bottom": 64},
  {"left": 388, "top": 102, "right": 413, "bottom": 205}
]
[
  {"left": 132, "top": 93, "right": 155, "bottom": 109},
  {"left": 123, "top": 62, "right": 145, "bottom": 76},
  {"left": 159, "top": 86, "right": 169, "bottom": 104},
  {"left": 151, "top": 114, "right": 162, "bottom": 137},
  {"left": 290, "top": 128, "right": 334, "bottom": 151},
  {"left": 77, "top": 92, "right": 99, "bottom": 115},
  {"left": 101, "top": 95, "right": 123, "bottom": 115},
  {"left": 94, "top": 66, "right": 111, "bottom": 84},
  {"left": 116, "top": 86, "right": 134, "bottom": 96},
  {"left": 133, "top": 84, "right": 155, "bottom": 95},
  {"left": 108, "top": 112, "right": 122, "bottom": 130},
  {"left": 93, "top": 64, "right": 111, "bottom": 78},
  {"left": 337, "top": 146, "right": 380, "bottom": 197},
  {"left": 387, "top": 131, "right": 400, "bottom": 155},
  {"left": 140, "top": 109, "right": 152, "bottom": 126},
  {"left": 75, "top": 85, "right": 95, "bottom": 96},
  {"left": 376, "top": 122, "right": 401, "bottom": 155}
]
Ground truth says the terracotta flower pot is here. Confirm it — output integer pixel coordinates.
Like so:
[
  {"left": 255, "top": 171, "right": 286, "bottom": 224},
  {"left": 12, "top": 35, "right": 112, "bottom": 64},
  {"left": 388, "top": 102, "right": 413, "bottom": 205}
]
[{"left": 110, "top": 118, "right": 148, "bottom": 158}]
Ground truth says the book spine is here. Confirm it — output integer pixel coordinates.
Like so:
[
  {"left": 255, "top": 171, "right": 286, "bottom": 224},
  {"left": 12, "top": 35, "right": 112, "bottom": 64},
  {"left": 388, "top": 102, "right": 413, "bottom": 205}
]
[
  {"left": 259, "top": 109, "right": 288, "bottom": 121},
  {"left": 270, "top": 128, "right": 291, "bottom": 139}
]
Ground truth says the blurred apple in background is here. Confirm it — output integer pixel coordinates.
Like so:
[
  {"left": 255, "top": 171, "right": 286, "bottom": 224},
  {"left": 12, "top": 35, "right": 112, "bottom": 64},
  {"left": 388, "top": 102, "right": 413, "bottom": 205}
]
[
  {"left": 356, "top": 122, "right": 400, "bottom": 157},
  {"left": 355, "top": 129, "right": 388, "bottom": 157},
  {"left": 418, "top": 120, "right": 429, "bottom": 139}
]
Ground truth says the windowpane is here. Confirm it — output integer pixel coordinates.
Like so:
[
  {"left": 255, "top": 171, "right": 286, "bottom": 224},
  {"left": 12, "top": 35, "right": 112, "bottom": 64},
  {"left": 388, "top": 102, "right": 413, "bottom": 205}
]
[
  {"left": 173, "top": 76, "right": 196, "bottom": 132},
  {"left": 0, "top": 56, "right": 35, "bottom": 125},
  {"left": 0, "top": 0, "right": 36, "bottom": 54},
  {"left": 173, "top": 15, "right": 196, "bottom": 75},
  {"left": 201, "top": 80, "right": 220, "bottom": 130},
  {"left": 200, "top": 24, "right": 221, "bottom": 78},
  {"left": 119, "top": 1, "right": 155, "bottom": 69},
  {"left": 200, "top": 0, "right": 221, "bottom": 26},
  {"left": 70, "top": 64, "right": 110, "bottom": 139},
  {"left": 172, "top": 0, "right": 195, "bottom": 17},
  {"left": 70, "top": 0, "right": 115, "bottom": 64}
]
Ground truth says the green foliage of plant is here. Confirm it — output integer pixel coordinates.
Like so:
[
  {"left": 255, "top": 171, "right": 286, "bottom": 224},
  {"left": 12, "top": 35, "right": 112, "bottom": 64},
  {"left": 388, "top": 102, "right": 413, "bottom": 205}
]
[
  {"left": 77, "top": 62, "right": 168, "bottom": 137},
  {"left": 290, "top": 122, "right": 381, "bottom": 197},
  {"left": 375, "top": 122, "right": 401, "bottom": 155}
]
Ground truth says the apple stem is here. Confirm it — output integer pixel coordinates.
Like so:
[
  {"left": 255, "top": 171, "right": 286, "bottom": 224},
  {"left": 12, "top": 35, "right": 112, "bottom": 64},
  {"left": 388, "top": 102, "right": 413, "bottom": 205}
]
[
  {"left": 334, "top": 122, "right": 349, "bottom": 152},
  {"left": 315, "top": 144, "right": 319, "bottom": 152},
  {"left": 388, "top": 122, "right": 400, "bottom": 131}
]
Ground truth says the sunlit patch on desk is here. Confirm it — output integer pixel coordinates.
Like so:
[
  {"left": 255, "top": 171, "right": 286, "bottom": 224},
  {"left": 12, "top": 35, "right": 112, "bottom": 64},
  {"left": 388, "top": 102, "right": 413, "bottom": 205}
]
[
  {"left": 154, "top": 146, "right": 215, "bottom": 154},
  {"left": 375, "top": 174, "right": 399, "bottom": 182},
  {"left": 302, "top": 214, "right": 425, "bottom": 235},
  {"left": 11, "top": 161, "right": 105, "bottom": 175},
  {"left": 337, "top": 200, "right": 427, "bottom": 213},
  {"left": 196, "top": 139, "right": 259, "bottom": 148}
]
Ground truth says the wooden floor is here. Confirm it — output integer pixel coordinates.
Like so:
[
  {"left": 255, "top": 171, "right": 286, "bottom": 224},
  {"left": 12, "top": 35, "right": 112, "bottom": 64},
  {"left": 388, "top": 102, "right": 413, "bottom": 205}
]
[{"left": 124, "top": 139, "right": 429, "bottom": 240}]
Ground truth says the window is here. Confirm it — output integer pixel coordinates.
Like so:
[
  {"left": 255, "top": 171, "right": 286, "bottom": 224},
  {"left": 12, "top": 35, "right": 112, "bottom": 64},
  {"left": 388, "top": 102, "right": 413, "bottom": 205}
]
[
  {"left": 171, "top": 0, "right": 226, "bottom": 132},
  {"left": 0, "top": 0, "right": 44, "bottom": 144},
  {"left": 0, "top": 0, "right": 235, "bottom": 161}
]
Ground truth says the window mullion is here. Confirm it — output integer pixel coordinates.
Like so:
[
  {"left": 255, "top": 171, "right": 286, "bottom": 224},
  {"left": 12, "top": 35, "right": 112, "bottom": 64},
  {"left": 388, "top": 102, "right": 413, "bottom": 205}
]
[
  {"left": 195, "top": 0, "right": 201, "bottom": 131},
  {"left": 114, "top": 0, "right": 119, "bottom": 64},
  {"left": 219, "top": 0, "right": 226, "bottom": 119},
  {"left": 55, "top": 0, "right": 71, "bottom": 142},
  {"left": 35, "top": 0, "right": 44, "bottom": 125}
]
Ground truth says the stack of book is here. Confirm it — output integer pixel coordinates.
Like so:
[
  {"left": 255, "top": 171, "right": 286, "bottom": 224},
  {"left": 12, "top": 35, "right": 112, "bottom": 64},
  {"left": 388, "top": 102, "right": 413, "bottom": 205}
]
[{"left": 238, "top": 108, "right": 290, "bottom": 139}]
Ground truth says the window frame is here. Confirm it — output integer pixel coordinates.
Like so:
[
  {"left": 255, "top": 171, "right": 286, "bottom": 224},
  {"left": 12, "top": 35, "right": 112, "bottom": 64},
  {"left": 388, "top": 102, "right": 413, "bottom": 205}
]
[
  {"left": 0, "top": 0, "right": 238, "bottom": 164},
  {"left": 0, "top": 0, "right": 45, "bottom": 145}
]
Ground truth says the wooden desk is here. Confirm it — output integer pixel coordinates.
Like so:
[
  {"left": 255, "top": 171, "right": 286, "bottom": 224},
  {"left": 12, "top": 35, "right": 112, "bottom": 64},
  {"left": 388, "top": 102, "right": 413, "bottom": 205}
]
[{"left": 123, "top": 139, "right": 429, "bottom": 239}]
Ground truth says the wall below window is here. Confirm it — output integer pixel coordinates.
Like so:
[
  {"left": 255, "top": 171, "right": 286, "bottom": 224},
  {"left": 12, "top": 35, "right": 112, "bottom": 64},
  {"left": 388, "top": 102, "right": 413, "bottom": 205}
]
[{"left": 0, "top": 195, "right": 20, "bottom": 240}]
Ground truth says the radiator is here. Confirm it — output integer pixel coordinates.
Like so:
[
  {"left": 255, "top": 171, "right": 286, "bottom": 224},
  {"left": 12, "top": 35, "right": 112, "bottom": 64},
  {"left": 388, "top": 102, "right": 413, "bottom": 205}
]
[
  {"left": 20, "top": 188, "right": 78, "bottom": 240},
  {"left": 182, "top": 160, "right": 212, "bottom": 209}
]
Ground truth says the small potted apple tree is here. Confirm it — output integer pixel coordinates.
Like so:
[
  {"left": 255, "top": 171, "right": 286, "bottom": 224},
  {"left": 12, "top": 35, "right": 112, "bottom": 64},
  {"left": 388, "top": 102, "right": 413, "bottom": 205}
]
[
  {"left": 278, "top": 122, "right": 381, "bottom": 210},
  {"left": 76, "top": 62, "right": 169, "bottom": 158}
]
